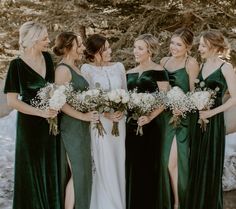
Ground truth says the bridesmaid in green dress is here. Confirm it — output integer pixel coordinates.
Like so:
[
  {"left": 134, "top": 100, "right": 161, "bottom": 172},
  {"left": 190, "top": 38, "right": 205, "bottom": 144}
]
[
  {"left": 158, "top": 28, "right": 199, "bottom": 209},
  {"left": 53, "top": 32, "right": 99, "bottom": 209},
  {"left": 186, "top": 30, "right": 236, "bottom": 209},
  {"left": 126, "top": 34, "right": 169, "bottom": 209},
  {"left": 4, "top": 21, "right": 61, "bottom": 209}
]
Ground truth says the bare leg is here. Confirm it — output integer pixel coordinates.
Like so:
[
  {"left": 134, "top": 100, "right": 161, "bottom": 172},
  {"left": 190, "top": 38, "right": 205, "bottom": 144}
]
[
  {"left": 168, "top": 137, "right": 179, "bottom": 208},
  {"left": 65, "top": 155, "right": 75, "bottom": 209}
]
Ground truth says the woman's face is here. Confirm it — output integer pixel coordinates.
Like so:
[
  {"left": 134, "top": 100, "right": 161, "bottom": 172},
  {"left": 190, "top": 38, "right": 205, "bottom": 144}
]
[
  {"left": 133, "top": 40, "right": 150, "bottom": 63},
  {"left": 169, "top": 36, "right": 188, "bottom": 57},
  {"left": 198, "top": 36, "right": 215, "bottom": 59},
  {"left": 100, "top": 40, "right": 112, "bottom": 62},
  {"left": 70, "top": 36, "right": 85, "bottom": 60},
  {"left": 35, "top": 29, "right": 50, "bottom": 51}
]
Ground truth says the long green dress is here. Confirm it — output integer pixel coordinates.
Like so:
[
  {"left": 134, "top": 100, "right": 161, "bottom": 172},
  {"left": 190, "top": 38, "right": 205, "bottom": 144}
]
[
  {"left": 186, "top": 63, "right": 227, "bottom": 209},
  {"left": 4, "top": 52, "right": 61, "bottom": 209},
  {"left": 59, "top": 63, "right": 92, "bottom": 209},
  {"left": 157, "top": 67, "right": 190, "bottom": 209},
  {"left": 126, "top": 70, "right": 169, "bottom": 209}
]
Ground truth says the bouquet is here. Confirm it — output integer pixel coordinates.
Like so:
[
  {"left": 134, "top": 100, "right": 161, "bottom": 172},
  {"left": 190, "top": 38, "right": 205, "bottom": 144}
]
[
  {"left": 31, "top": 83, "right": 70, "bottom": 135},
  {"left": 165, "top": 86, "right": 195, "bottom": 127},
  {"left": 103, "top": 89, "right": 129, "bottom": 137},
  {"left": 189, "top": 79, "right": 219, "bottom": 131},
  {"left": 66, "top": 84, "right": 107, "bottom": 137},
  {"left": 128, "top": 90, "right": 161, "bottom": 136}
]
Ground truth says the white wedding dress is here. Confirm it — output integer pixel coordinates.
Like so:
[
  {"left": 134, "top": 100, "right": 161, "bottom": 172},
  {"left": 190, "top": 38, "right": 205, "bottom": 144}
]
[{"left": 81, "top": 62, "right": 126, "bottom": 209}]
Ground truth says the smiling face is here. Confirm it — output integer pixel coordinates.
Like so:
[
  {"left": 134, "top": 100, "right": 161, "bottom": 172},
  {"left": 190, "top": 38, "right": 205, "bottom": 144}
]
[
  {"left": 99, "top": 40, "right": 112, "bottom": 62},
  {"left": 169, "top": 36, "right": 188, "bottom": 58},
  {"left": 68, "top": 36, "right": 85, "bottom": 61},
  {"left": 133, "top": 39, "right": 150, "bottom": 63},
  {"left": 34, "top": 29, "right": 50, "bottom": 51},
  {"left": 198, "top": 36, "right": 217, "bottom": 59}
]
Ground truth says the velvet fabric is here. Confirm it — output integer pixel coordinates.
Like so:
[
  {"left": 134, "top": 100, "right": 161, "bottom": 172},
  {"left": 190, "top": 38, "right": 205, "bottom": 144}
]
[
  {"left": 186, "top": 64, "right": 227, "bottom": 209},
  {"left": 4, "top": 52, "right": 61, "bottom": 209},
  {"left": 126, "top": 70, "right": 169, "bottom": 209}
]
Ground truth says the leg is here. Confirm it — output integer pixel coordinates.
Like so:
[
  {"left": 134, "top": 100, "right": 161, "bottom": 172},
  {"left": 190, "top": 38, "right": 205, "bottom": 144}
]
[
  {"left": 65, "top": 155, "right": 75, "bottom": 209},
  {"left": 168, "top": 136, "right": 179, "bottom": 208}
]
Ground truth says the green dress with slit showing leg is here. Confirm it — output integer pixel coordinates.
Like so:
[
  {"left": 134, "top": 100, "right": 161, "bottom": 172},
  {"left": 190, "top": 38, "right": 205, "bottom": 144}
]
[
  {"left": 157, "top": 67, "right": 190, "bottom": 209},
  {"left": 185, "top": 63, "right": 227, "bottom": 209},
  {"left": 4, "top": 52, "right": 61, "bottom": 209},
  {"left": 59, "top": 63, "right": 92, "bottom": 209}
]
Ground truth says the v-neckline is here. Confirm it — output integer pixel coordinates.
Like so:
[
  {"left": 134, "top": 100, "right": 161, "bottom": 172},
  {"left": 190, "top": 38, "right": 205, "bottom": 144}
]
[
  {"left": 19, "top": 53, "right": 47, "bottom": 80},
  {"left": 201, "top": 66, "right": 221, "bottom": 81}
]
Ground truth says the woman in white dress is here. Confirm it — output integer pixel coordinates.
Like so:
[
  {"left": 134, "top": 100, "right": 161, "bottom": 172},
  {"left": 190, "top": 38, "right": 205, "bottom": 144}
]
[{"left": 81, "top": 34, "right": 126, "bottom": 209}]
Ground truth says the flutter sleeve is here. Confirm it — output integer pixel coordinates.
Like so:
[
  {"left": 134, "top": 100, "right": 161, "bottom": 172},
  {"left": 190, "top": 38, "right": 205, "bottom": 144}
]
[
  {"left": 154, "top": 70, "right": 169, "bottom": 82},
  {"left": 4, "top": 59, "right": 21, "bottom": 94}
]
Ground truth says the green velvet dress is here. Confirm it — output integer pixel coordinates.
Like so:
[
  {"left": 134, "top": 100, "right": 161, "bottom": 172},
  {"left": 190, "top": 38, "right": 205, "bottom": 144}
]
[
  {"left": 186, "top": 63, "right": 227, "bottom": 209},
  {"left": 157, "top": 67, "right": 190, "bottom": 209},
  {"left": 59, "top": 63, "right": 92, "bottom": 209},
  {"left": 4, "top": 52, "right": 61, "bottom": 209},
  {"left": 126, "top": 70, "right": 169, "bottom": 209}
]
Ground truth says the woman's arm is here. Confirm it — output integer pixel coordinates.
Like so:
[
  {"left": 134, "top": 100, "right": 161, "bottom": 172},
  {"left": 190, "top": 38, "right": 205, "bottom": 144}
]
[
  {"left": 7, "top": 93, "right": 57, "bottom": 118},
  {"left": 186, "top": 57, "right": 200, "bottom": 91},
  {"left": 55, "top": 65, "right": 98, "bottom": 122},
  {"left": 200, "top": 63, "right": 236, "bottom": 119}
]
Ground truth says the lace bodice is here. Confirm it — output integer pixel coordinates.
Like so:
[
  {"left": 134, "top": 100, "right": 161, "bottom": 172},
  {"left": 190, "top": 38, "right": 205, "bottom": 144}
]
[{"left": 81, "top": 62, "right": 127, "bottom": 91}]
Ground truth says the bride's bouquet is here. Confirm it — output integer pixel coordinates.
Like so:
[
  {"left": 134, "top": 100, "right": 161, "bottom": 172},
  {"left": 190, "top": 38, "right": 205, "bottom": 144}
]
[
  {"left": 66, "top": 84, "right": 107, "bottom": 137},
  {"left": 31, "top": 83, "right": 70, "bottom": 135},
  {"left": 103, "top": 89, "right": 129, "bottom": 137},
  {"left": 128, "top": 90, "right": 161, "bottom": 136},
  {"left": 165, "top": 86, "right": 195, "bottom": 127},
  {"left": 189, "top": 79, "right": 219, "bottom": 131}
]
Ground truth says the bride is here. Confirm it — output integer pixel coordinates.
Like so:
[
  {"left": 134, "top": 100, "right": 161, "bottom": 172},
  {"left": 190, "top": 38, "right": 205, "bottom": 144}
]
[{"left": 81, "top": 34, "right": 126, "bottom": 209}]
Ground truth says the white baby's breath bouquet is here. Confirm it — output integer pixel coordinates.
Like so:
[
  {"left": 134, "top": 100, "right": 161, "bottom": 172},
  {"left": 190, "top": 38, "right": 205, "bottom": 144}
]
[
  {"left": 128, "top": 89, "right": 161, "bottom": 136},
  {"left": 189, "top": 79, "right": 219, "bottom": 131},
  {"left": 66, "top": 83, "right": 107, "bottom": 137},
  {"left": 103, "top": 89, "right": 129, "bottom": 137},
  {"left": 31, "top": 83, "right": 70, "bottom": 135},
  {"left": 165, "top": 86, "right": 195, "bottom": 127}
]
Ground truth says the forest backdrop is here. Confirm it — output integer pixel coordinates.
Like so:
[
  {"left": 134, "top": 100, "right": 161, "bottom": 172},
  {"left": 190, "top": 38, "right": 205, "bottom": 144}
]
[{"left": 0, "top": 0, "right": 236, "bottom": 79}]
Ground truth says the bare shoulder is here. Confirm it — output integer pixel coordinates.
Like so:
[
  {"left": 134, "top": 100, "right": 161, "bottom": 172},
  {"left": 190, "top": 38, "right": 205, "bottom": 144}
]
[
  {"left": 152, "top": 63, "right": 164, "bottom": 71},
  {"left": 160, "top": 56, "right": 170, "bottom": 66},
  {"left": 221, "top": 61, "right": 234, "bottom": 76},
  {"left": 187, "top": 56, "right": 199, "bottom": 67},
  {"left": 55, "top": 64, "right": 70, "bottom": 76}
]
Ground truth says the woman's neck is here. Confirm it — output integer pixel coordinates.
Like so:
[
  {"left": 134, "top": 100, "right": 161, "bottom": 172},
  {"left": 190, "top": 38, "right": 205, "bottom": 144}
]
[
  {"left": 21, "top": 48, "right": 42, "bottom": 60},
  {"left": 61, "top": 57, "right": 76, "bottom": 67},
  {"left": 205, "top": 55, "right": 220, "bottom": 64},
  {"left": 138, "top": 59, "right": 154, "bottom": 70}
]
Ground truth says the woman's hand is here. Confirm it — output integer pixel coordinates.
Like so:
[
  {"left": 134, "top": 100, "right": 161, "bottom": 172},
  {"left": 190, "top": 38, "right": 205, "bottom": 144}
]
[
  {"left": 103, "top": 111, "right": 124, "bottom": 122},
  {"left": 81, "top": 111, "right": 99, "bottom": 122},
  {"left": 137, "top": 115, "right": 152, "bottom": 126},
  {"left": 39, "top": 109, "right": 58, "bottom": 119},
  {"left": 199, "top": 109, "right": 215, "bottom": 120}
]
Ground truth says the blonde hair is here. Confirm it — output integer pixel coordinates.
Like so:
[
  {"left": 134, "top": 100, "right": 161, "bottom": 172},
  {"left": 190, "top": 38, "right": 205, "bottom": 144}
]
[
  {"left": 201, "top": 30, "right": 230, "bottom": 58},
  {"left": 135, "top": 34, "right": 160, "bottom": 56},
  {"left": 19, "top": 21, "right": 47, "bottom": 51}
]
